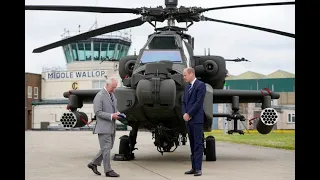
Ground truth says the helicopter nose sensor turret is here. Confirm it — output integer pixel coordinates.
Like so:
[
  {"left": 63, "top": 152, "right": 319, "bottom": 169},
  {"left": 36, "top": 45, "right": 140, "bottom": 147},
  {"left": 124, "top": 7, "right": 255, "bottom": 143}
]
[{"left": 135, "top": 63, "right": 177, "bottom": 109}]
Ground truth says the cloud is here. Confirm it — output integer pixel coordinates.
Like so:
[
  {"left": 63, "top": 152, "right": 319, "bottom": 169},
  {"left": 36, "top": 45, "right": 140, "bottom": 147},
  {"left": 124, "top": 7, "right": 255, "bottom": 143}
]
[{"left": 25, "top": 0, "right": 295, "bottom": 75}]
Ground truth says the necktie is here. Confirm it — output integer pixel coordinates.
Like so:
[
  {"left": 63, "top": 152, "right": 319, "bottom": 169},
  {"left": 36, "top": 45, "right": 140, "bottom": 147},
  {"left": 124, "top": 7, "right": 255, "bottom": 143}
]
[
  {"left": 188, "top": 84, "right": 192, "bottom": 94},
  {"left": 109, "top": 93, "right": 114, "bottom": 102}
]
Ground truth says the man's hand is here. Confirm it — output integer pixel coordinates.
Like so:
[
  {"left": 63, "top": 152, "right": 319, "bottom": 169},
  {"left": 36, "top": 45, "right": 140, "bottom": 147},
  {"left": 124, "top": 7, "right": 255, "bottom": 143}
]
[
  {"left": 183, "top": 113, "right": 191, "bottom": 121},
  {"left": 112, "top": 113, "right": 120, "bottom": 120}
]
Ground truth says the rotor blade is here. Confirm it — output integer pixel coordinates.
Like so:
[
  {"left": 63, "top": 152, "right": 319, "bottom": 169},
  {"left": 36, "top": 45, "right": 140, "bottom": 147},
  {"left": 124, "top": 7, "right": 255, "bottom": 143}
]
[
  {"left": 33, "top": 17, "right": 145, "bottom": 53},
  {"left": 199, "top": 1, "right": 295, "bottom": 12},
  {"left": 202, "top": 16, "right": 295, "bottom": 38},
  {"left": 25, "top": 5, "right": 139, "bottom": 14}
]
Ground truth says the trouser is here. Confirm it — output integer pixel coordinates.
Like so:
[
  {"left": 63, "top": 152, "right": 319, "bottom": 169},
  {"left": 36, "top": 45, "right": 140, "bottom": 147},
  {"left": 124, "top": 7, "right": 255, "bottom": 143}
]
[
  {"left": 187, "top": 123, "right": 204, "bottom": 170},
  {"left": 91, "top": 133, "right": 115, "bottom": 173}
]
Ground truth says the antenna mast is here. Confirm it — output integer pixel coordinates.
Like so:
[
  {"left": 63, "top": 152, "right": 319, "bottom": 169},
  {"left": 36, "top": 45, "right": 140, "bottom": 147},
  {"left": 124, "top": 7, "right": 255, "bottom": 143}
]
[
  {"left": 94, "top": 0, "right": 98, "bottom": 29},
  {"left": 88, "top": 0, "right": 99, "bottom": 31},
  {"left": 95, "top": 0, "right": 98, "bottom": 29}
]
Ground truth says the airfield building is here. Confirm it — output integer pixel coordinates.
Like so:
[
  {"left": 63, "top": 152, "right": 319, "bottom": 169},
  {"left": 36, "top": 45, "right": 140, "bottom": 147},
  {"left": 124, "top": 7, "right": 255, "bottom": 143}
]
[{"left": 25, "top": 72, "right": 41, "bottom": 130}]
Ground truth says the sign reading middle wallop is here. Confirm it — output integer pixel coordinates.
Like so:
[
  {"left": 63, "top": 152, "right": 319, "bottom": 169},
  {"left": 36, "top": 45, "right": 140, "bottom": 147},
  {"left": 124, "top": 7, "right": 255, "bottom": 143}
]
[{"left": 45, "top": 70, "right": 106, "bottom": 80}]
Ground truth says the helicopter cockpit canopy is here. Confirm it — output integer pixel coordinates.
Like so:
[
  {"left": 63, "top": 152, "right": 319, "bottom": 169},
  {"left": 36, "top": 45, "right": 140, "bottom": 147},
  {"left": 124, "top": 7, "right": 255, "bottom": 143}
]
[
  {"left": 140, "top": 50, "right": 183, "bottom": 63},
  {"left": 139, "top": 34, "right": 183, "bottom": 64}
]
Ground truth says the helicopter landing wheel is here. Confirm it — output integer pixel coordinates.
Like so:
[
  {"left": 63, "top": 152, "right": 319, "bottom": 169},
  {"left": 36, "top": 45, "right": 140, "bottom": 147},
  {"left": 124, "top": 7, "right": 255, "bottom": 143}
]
[
  {"left": 114, "top": 135, "right": 132, "bottom": 161},
  {"left": 181, "top": 133, "right": 187, "bottom": 145},
  {"left": 205, "top": 135, "right": 216, "bottom": 161}
]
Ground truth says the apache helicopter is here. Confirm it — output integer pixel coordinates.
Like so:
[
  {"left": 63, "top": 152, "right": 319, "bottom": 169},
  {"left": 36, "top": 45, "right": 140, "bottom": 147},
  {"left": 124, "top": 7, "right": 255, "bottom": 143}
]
[{"left": 25, "top": 0, "right": 295, "bottom": 161}]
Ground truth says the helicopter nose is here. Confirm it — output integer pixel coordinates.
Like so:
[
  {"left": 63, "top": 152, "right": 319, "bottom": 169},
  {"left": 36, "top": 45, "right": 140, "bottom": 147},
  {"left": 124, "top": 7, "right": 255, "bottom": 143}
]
[
  {"left": 136, "top": 78, "right": 177, "bottom": 109},
  {"left": 134, "top": 63, "right": 178, "bottom": 109}
]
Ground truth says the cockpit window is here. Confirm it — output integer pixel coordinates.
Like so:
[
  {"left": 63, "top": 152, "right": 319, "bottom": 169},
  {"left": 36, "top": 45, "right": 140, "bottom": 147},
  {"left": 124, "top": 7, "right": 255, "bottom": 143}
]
[
  {"left": 148, "top": 36, "right": 178, "bottom": 49},
  {"left": 140, "top": 50, "right": 182, "bottom": 63}
]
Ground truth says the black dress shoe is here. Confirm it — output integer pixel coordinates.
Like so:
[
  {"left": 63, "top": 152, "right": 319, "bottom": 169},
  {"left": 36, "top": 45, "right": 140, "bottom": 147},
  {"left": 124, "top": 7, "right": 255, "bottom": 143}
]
[
  {"left": 185, "top": 169, "right": 196, "bottom": 174},
  {"left": 194, "top": 170, "right": 202, "bottom": 176},
  {"left": 106, "top": 170, "right": 120, "bottom": 177},
  {"left": 87, "top": 163, "right": 101, "bottom": 175}
]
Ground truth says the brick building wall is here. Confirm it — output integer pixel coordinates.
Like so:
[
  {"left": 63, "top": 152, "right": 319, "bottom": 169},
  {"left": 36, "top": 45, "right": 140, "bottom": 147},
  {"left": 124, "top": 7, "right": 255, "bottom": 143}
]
[{"left": 25, "top": 73, "right": 41, "bottom": 130}]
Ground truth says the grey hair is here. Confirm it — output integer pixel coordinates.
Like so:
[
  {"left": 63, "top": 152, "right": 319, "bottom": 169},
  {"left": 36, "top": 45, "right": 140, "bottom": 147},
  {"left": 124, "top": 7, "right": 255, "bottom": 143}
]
[{"left": 106, "top": 77, "right": 118, "bottom": 85}]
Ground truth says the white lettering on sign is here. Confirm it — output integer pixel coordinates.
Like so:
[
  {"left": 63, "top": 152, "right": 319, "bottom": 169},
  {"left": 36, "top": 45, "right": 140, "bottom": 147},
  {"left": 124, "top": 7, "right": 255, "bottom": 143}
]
[{"left": 45, "top": 70, "right": 106, "bottom": 80}]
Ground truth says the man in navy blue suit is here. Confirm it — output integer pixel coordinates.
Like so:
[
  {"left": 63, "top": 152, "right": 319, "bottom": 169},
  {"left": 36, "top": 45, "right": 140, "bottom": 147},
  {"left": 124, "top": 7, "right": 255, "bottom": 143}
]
[{"left": 182, "top": 67, "right": 206, "bottom": 176}]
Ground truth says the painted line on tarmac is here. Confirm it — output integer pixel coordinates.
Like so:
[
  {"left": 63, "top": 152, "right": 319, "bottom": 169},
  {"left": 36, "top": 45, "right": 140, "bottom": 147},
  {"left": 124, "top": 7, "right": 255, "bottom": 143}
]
[{"left": 130, "top": 161, "right": 171, "bottom": 180}]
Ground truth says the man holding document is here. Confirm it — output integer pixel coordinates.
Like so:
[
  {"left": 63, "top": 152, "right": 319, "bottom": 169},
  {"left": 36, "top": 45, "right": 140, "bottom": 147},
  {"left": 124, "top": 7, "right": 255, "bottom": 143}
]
[{"left": 87, "top": 77, "right": 124, "bottom": 178}]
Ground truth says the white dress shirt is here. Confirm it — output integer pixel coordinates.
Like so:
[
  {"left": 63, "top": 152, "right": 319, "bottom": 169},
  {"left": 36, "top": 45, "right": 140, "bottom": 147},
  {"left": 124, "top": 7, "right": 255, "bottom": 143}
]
[{"left": 190, "top": 78, "right": 197, "bottom": 88}]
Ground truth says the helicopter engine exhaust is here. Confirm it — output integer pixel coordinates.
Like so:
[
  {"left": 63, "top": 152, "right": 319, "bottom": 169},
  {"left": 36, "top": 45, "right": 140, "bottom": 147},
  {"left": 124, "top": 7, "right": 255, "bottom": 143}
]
[
  {"left": 256, "top": 108, "right": 279, "bottom": 134},
  {"left": 60, "top": 111, "right": 88, "bottom": 129},
  {"left": 194, "top": 60, "right": 218, "bottom": 77},
  {"left": 193, "top": 56, "right": 226, "bottom": 89},
  {"left": 124, "top": 59, "right": 136, "bottom": 77}
]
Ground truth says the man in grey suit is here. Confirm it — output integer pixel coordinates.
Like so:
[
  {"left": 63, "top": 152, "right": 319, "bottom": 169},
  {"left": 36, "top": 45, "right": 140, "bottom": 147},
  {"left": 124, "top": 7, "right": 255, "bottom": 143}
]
[{"left": 87, "top": 78, "right": 121, "bottom": 177}]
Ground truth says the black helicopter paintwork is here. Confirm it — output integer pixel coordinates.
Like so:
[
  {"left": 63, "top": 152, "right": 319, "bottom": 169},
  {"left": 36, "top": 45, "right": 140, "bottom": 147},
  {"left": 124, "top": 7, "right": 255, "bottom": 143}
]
[{"left": 26, "top": 0, "right": 294, "bottom": 161}]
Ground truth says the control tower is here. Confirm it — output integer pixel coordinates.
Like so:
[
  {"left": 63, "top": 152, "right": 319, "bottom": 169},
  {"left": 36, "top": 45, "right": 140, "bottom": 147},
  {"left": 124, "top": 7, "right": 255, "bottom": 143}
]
[
  {"left": 34, "top": 21, "right": 133, "bottom": 130},
  {"left": 41, "top": 21, "right": 133, "bottom": 100},
  {"left": 58, "top": 21, "right": 132, "bottom": 71}
]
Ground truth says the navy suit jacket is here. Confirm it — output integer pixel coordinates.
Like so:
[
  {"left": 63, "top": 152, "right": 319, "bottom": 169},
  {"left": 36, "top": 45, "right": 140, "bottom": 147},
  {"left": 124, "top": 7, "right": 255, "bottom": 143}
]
[{"left": 182, "top": 79, "right": 206, "bottom": 124}]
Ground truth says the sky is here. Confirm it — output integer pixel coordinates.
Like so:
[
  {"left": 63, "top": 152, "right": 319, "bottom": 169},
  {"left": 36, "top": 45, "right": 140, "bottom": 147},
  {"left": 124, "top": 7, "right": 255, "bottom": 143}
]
[{"left": 25, "top": 0, "right": 295, "bottom": 76}]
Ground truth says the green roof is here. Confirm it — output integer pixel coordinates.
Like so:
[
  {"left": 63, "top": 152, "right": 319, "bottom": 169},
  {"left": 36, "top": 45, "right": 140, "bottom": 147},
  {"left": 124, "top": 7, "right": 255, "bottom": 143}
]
[
  {"left": 230, "top": 71, "right": 266, "bottom": 80},
  {"left": 226, "top": 70, "right": 294, "bottom": 80},
  {"left": 265, "top": 70, "right": 295, "bottom": 78}
]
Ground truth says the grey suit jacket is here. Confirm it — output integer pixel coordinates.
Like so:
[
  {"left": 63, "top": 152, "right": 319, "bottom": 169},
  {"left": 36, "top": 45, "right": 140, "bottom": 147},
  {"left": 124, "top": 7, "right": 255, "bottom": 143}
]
[{"left": 93, "top": 88, "right": 118, "bottom": 134}]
